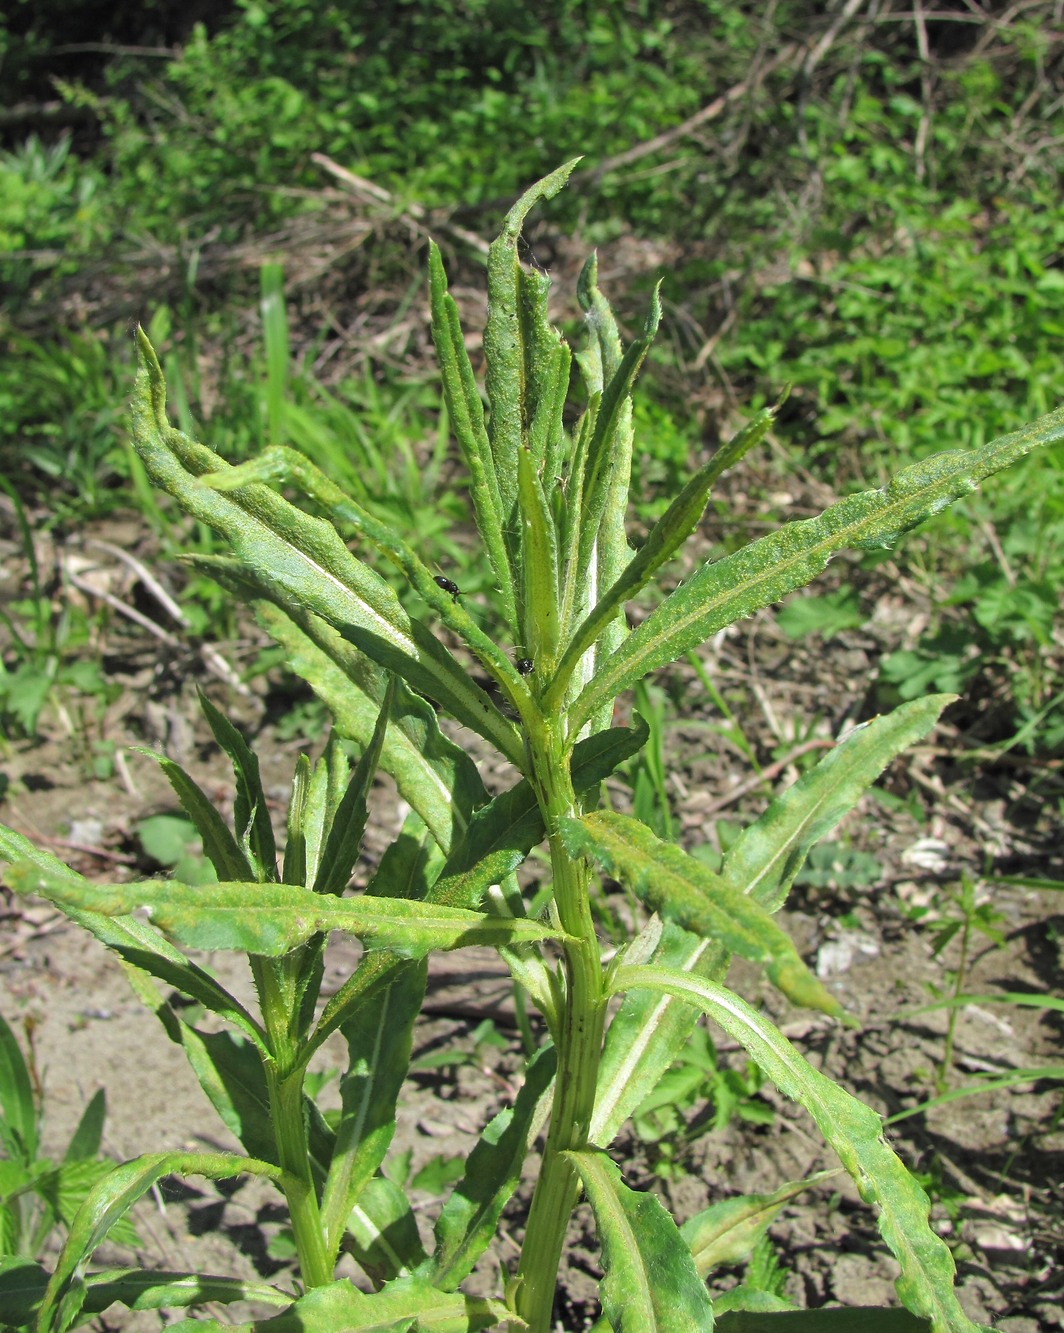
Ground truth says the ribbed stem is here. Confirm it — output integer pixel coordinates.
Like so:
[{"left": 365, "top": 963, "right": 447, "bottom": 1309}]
[{"left": 514, "top": 720, "right": 607, "bottom": 1331}]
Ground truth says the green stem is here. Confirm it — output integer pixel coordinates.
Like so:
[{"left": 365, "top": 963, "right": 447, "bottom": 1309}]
[
  {"left": 254, "top": 954, "right": 332, "bottom": 1290},
  {"left": 265, "top": 1065, "right": 332, "bottom": 1289},
  {"left": 515, "top": 720, "right": 607, "bottom": 1331}
]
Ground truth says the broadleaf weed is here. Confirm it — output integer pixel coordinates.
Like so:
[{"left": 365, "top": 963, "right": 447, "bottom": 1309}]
[{"left": 2, "top": 168, "right": 1062, "bottom": 1331}]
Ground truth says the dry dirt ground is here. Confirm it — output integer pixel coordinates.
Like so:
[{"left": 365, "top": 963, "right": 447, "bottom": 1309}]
[{"left": 1, "top": 513, "right": 1062, "bottom": 1331}]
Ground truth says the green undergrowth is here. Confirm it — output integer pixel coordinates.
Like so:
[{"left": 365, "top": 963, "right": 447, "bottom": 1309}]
[{"left": 2, "top": 4, "right": 1063, "bottom": 752}]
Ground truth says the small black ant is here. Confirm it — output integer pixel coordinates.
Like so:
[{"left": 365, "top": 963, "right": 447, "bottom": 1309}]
[
  {"left": 515, "top": 657, "right": 534, "bottom": 676},
  {"left": 433, "top": 575, "right": 461, "bottom": 602}
]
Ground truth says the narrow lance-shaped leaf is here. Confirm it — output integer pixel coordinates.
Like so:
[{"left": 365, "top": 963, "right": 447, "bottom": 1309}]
[
  {"left": 198, "top": 690, "right": 278, "bottom": 881},
  {"left": 681, "top": 1171, "right": 840, "bottom": 1277},
  {"left": 281, "top": 752, "right": 312, "bottom": 889},
  {"left": 519, "top": 263, "right": 570, "bottom": 470},
  {"left": 36, "top": 1152, "right": 286, "bottom": 1333},
  {"left": 313, "top": 675, "right": 396, "bottom": 897},
  {"left": 424, "top": 1044, "right": 557, "bottom": 1291},
  {"left": 345, "top": 1175, "right": 428, "bottom": 1288},
  {"left": 82, "top": 1268, "right": 293, "bottom": 1316},
  {"left": 429, "top": 719, "right": 650, "bottom": 915},
  {"left": 130, "top": 332, "right": 525, "bottom": 769},
  {"left": 8, "top": 865, "right": 567, "bottom": 959},
  {"left": 253, "top": 1275, "right": 514, "bottom": 1333},
  {"left": 134, "top": 745, "right": 255, "bottom": 882},
  {"left": 587, "top": 401, "right": 635, "bottom": 735},
  {"left": 591, "top": 922, "right": 725, "bottom": 1147},
  {"left": 0, "top": 1010, "right": 37, "bottom": 1161},
  {"left": 724, "top": 694, "right": 957, "bottom": 913},
  {"left": 202, "top": 443, "right": 534, "bottom": 740},
  {"left": 577, "top": 251, "right": 623, "bottom": 390},
  {"left": 319, "top": 960, "right": 426, "bottom": 1261},
  {"left": 560, "top": 811, "right": 844, "bottom": 1018},
  {"left": 576, "top": 283, "right": 662, "bottom": 583},
  {"left": 564, "top": 1148, "right": 716, "bottom": 1333},
  {"left": 517, "top": 445, "right": 562, "bottom": 672},
  {"left": 569, "top": 403, "right": 1064, "bottom": 736},
  {"left": 0, "top": 827, "right": 267, "bottom": 1049},
  {"left": 614, "top": 965, "right": 990, "bottom": 1333},
  {"left": 236, "top": 587, "right": 487, "bottom": 856},
  {"left": 306, "top": 719, "right": 648, "bottom": 1061},
  {"left": 484, "top": 159, "right": 581, "bottom": 545},
  {"left": 546, "top": 406, "right": 778, "bottom": 711},
  {"left": 428, "top": 240, "right": 515, "bottom": 628},
  {"left": 556, "top": 399, "right": 599, "bottom": 656}
]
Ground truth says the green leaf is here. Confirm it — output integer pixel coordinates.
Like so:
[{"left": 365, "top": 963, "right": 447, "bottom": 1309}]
[
  {"left": 723, "top": 695, "right": 956, "bottom": 912},
  {"left": 0, "top": 832, "right": 266, "bottom": 1050},
  {"left": 569, "top": 404, "right": 1064, "bottom": 735},
  {"left": 517, "top": 445, "right": 562, "bottom": 672},
  {"left": 714, "top": 1312, "right": 933, "bottom": 1331},
  {"left": 548, "top": 406, "right": 777, "bottom": 711},
  {"left": 134, "top": 750, "right": 254, "bottom": 881},
  {"left": 62, "top": 1089, "right": 105, "bottom": 1165},
  {"left": 425, "top": 1044, "right": 556, "bottom": 1290},
  {"left": 0, "top": 1255, "right": 47, "bottom": 1326},
  {"left": 591, "top": 922, "right": 726, "bottom": 1147},
  {"left": 561, "top": 812, "right": 843, "bottom": 1018},
  {"left": 249, "top": 595, "right": 487, "bottom": 856},
  {"left": 131, "top": 998, "right": 333, "bottom": 1184},
  {"left": 36, "top": 1152, "right": 285, "bottom": 1333},
  {"left": 576, "top": 251, "right": 623, "bottom": 392},
  {"left": 305, "top": 721, "right": 644, "bottom": 1059},
  {"left": 565, "top": 1148, "right": 715, "bottom": 1331},
  {"left": 430, "top": 720, "right": 650, "bottom": 913},
  {"left": 205, "top": 445, "right": 532, "bottom": 725},
  {"left": 345, "top": 1175, "right": 429, "bottom": 1286},
  {"left": 614, "top": 966, "right": 989, "bottom": 1333},
  {"left": 129, "top": 333, "right": 525, "bottom": 769},
  {"left": 8, "top": 865, "right": 566, "bottom": 958},
  {"left": 313, "top": 676, "right": 395, "bottom": 896},
  {"left": 428, "top": 240, "right": 514, "bottom": 627},
  {"left": 520, "top": 263, "right": 571, "bottom": 472},
  {"left": 82, "top": 1266, "right": 293, "bottom": 1314},
  {"left": 484, "top": 160, "right": 581, "bottom": 540},
  {"left": 0, "top": 1009, "right": 37, "bottom": 1162},
  {"left": 197, "top": 691, "right": 278, "bottom": 881},
  {"left": 575, "top": 286, "right": 662, "bottom": 593},
  {"left": 254, "top": 1275, "right": 514, "bottom": 1332},
  {"left": 320, "top": 962, "right": 425, "bottom": 1259},
  {"left": 681, "top": 1172, "right": 839, "bottom": 1276}
]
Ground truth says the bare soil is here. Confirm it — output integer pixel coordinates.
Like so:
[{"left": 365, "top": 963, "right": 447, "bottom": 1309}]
[{"left": 1, "top": 511, "right": 1062, "bottom": 1332}]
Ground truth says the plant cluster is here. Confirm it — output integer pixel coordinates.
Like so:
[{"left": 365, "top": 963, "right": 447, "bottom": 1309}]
[{"left": 2, "top": 164, "right": 1062, "bottom": 1332}]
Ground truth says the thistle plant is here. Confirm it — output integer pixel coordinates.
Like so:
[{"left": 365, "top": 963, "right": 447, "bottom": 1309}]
[{"left": 2, "top": 161, "right": 1063, "bottom": 1333}]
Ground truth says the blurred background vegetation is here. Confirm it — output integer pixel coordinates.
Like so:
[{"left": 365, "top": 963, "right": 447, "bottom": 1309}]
[{"left": 1, "top": 0, "right": 1062, "bottom": 760}]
